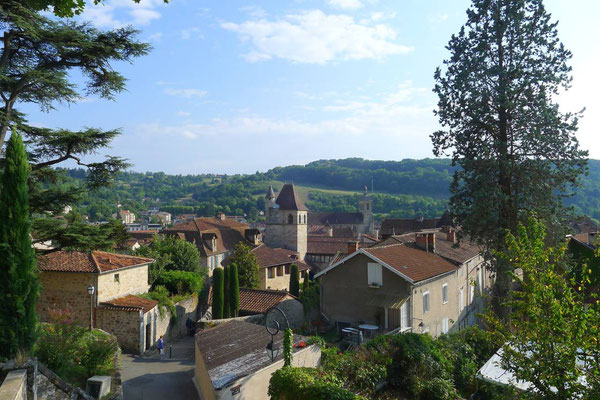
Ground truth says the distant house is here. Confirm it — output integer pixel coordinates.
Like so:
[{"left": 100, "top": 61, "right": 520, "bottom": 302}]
[
  {"left": 306, "top": 237, "right": 372, "bottom": 272},
  {"left": 306, "top": 187, "right": 375, "bottom": 235},
  {"left": 163, "top": 213, "right": 261, "bottom": 276},
  {"left": 193, "top": 320, "right": 320, "bottom": 400},
  {"left": 223, "top": 244, "right": 310, "bottom": 291},
  {"left": 380, "top": 211, "right": 453, "bottom": 239},
  {"left": 36, "top": 251, "right": 170, "bottom": 353},
  {"left": 119, "top": 209, "right": 136, "bottom": 224},
  {"left": 156, "top": 211, "right": 172, "bottom": 225},
  {"left": 315, "top": 228, "right": 489, "bottom": 336}
]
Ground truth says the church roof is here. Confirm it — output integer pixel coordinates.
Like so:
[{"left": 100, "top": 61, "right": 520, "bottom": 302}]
[
  {"left": 308, "top": 212, "right": 363, "bottom": 225},
  {"left": 275, "top": 184, "right": 308, "bottom": 211}
]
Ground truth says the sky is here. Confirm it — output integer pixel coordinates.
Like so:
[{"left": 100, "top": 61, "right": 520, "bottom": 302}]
[{"left": 21, "top": 0, "right": 600, "bottom": 174}]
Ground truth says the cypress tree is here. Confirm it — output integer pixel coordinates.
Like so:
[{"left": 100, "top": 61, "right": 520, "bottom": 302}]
[
  {"left": 302, "top": 272, "right": 310, "bottom": 293},
  {"left": 0, "top": 132, "right": 39, "bottom": 358},
  {"left": 289, "top": 264, "right": 300, "bottom": 297},
  {"left": 230, "top": 263, "right": 239, "bottom": 317},
  {"left": 212, "top": 268, "right": 224, "bottom": 319},
  {"left": 223, "top": 264, "right": 230, "bottom": 318}
]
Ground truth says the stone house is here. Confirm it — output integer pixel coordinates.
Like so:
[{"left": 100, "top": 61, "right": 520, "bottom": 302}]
[
  {"left": 264, "top": 184, "right": 308, "bottom": 259},
  {"left": 118, "top": 209, "right": 136, "bottom": 224},
  {"left": 36, "top": 250, "right": 186, "bottom": 354},
  {"left": 379, "top": 211, "right": 453, "bottom": 239},
  {"left": 163, "top": 213, "right": 261, "bottom": 276},
  {"left": 223, "top": 244, "right": 310, "bottom": 291},
  {"left": 193, "top": 320, "right": 321, "bottom": 400},
  {"left": 207, "top": 287, "right": 305, "bottom": 327},
  {"left": 315, "top": 229, "right": 490, "bottom": 336}
]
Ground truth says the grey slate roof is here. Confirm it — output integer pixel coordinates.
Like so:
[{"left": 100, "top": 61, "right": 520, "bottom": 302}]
[{"left": 275, "top": 184, "right": 308, "bottom": 211}]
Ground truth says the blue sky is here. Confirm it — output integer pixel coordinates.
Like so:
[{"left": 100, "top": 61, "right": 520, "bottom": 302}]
[{"left": 23, "top": 0, "right": 600, "bottom": 174}]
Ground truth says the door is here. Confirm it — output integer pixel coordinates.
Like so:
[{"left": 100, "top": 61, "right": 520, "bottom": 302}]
[
  {"left": 387, "top": 307, "right": 401, "bottom": 330},
  {"left": 400, "top": 301, "right": 410, "bottom": 329},
  {"left": 145, "top": 323, "right": 151, "bottom": 350}
]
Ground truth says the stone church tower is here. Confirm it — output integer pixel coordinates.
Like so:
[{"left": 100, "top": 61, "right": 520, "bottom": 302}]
[
  {"left": 264, "top": 184, "right": 308, "bottom": 259},
  {"left": 358, "top": 186, "right": 374, "bottom": 234}
]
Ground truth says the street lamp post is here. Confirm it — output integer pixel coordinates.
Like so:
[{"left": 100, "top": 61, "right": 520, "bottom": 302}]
[
  {"left": 264, "top": 306, "right": 290, "bottom": 362},
  {"left": 87, "top": 284, "right": 95, "bottom": 331}
]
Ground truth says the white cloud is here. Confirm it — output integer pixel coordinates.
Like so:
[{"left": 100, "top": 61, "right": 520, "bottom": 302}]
[
  {"left": 79, "top": 0, "right": 164, "bottom": 28},
  {"left": 139, "top": 81, "right": 434, "bottom": 142},
  {"left": 147, "top": 32, "right": 163, "bottom": 42},
  {"left": 222, "top": 9, "right": 412, "bottom": 64},
  {"left": 327, "top": 0, "right": 363, "bottom": 10},
  {"left": 164, "top": 88, "right": 208, "bottom": 98},
  {"left": 180, "top": 27, "right": 203, "bottom": 40},
  {"left": 176, "top": 111, "right": 191, "bottom": 117}
]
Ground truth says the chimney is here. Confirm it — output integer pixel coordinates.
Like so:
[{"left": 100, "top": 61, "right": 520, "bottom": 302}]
[
  {"left": 216, "top": 212, "right": 225, "bottom": 220},
  {"left": 415, "top": 232, "right": 436, "bottom": 252},
  {"left": 589, "top": 232, "right": 597, "bottom": 247},
  {"left": 447, "top": 229, "right": 456, "bottom": 243},
  {"left": 347, "top": 241, "right": 359, "bottom": 254},
  {"left": 326, "top": 226, "right": 333, "bottom": 237}
]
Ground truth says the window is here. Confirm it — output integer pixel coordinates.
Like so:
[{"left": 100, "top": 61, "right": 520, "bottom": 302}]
[
  {"left": 401, "top": 301, "right": 410, "bottom": 329},
  {"left": 470, "top": 284, "right": 475, "bottom": 303},
  {"left": 442, "top": 283, "right": 448, "bottom": 304},
  {"left": 288, "top": 214, "right": 293, "bottom": 224},
  {"left": 366, "top": 203, "right": 370, "bottom": 211},
  {"left": 423, "top": 291, "right": 430, "bottom": 314},
  {"left": 268, "top": 267, "right": 274, "bottom": 279},
  {"left": 442, "top": 318, "right": 449, "bottom": 334},
  {"left": 277, "top": 265, "right": 283, "bottom": 276},
  {"left": 285, "top": 265, "right": 290, "bottom": 274},
  {"left": 460, "top": 287, "right": 464, "bottom": 311},
  {"left": 367, "top": 263, "right": 382, "bottom": 286},
  {"left": 114, "top": 274, "right": 120, "bottom": 283}
]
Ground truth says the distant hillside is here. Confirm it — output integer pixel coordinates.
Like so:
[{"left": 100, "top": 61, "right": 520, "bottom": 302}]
[{"left": 59, "top": 158, "right": 600, "bottom": 223}]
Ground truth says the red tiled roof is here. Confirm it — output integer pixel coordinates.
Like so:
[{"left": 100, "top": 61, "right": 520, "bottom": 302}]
[
  {"left": 363, "top": 244, "right": 457, "bottom": 282},
  {"left": 308, "top": 212, "right": 363, "bottom": 225},
  {"left": 208, "top": 287, "right": 299, "bottom": 314},
  {"left": 275, "top": 184, "right": 308, "bottom": 211},
  {"left": 38, "top": 251, "right": 154, "bottom": 274},
  {"left": 307, "top": 237, "right": 355, "bottom": 255},
  {"left": 163, "top": 216, "right": 252, "bottom": 257},
  {"left": 99, "top": 294, "right": 157, "bottom": 313}
]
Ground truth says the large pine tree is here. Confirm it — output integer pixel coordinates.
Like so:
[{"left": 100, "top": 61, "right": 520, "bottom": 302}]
[
  {"left": 432, "top": 0, "right": 587, "bottom": 316},
  {"left": 0, "top": 132, "right": 39, "bottom": 358}
]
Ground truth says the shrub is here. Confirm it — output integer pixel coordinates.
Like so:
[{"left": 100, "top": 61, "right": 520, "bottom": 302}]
[
  {"left": 300, "top": 280, "right": 319, "bottom": 315},
  {"left": 79, "top": 333, "right": 118, "bottom": 377},
  {"left": 421, "top": 377, "right": 459, "bottom": 400},
  {"left": 268, "top": 367, "right": 366, "bottom": 400},
  {"left": 155, "top": 270, "right": 202, "bottom": 296},
  {"left": 140, "top": 285, "right": 176, "bottom": 318}
]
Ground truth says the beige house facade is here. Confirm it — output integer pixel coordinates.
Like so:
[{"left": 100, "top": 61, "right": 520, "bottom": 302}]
[{"left": 315, "top": 230, "right": 490, "bottom": 336}]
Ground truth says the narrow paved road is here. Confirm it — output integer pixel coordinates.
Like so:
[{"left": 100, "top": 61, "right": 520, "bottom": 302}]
[{"left": 121, "top": 335, "right": 198, "bottom": 400}]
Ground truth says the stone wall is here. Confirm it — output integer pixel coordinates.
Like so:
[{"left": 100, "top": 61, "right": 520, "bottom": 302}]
[
  {"left": 96, "top": 265, "right": 151, "bottom": 302},
  {"left": 37, "top": 271, "right": 95, "bottom": 325},
  {"left": 0, "top": 370, "right": 26, "bottom": 400},
  {"left": 96, "top": 308, "right": 143, "bottom": 354},
  {"left": 0, "top": 359, "right": 94, "bottom": 400}
]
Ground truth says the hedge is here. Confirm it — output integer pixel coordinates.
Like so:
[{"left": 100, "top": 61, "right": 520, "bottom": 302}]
[{"left": 155, "top": 270, "right": 202, "bottom": 295}]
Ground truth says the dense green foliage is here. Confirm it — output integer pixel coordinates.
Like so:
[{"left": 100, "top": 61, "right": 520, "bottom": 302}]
[
  {"left": 35, "top": 309, "right": 117, "bottom": 387},
  {"left": 212, "top": 268, "right": 224, "bottom": 319},
  {"left": 283, "top": 328, "right": 293, "bottom": 367},
  {"left": 485, "top": 216, "right": 600, "bottom": 399},
  {"left": 23, "top": 0, "right": 168, "bottom": 18},
  {"left": 271, "top": 327, "right": 504, "bottom": 399},
  {"left": 431, "top": 0, "right": 587, "bottom": 316},
  {"left": 139, "top": 285, "right": 176, "bottom": 319},
  {"left": 290, "top": 264, "right": 300, "bottom": 297},
  {"left": 0, "top": 133, "right": 39, "bottom": 359},
  {"left": 154, "top": 270, "right": 202, "bottom": 296},
  {"left": 0, "top": 1, "right": 149, "bottom": 252},
  {"left": 230, "top": 264, "right": 240, "bottom": 317},
  {"left": 229, "top": 242, "right": 260, "bottom": 289},
  {"left": 269, "top": 367, "right": 367, "bottom": 400},
  {"left": 302, "top": 273, "right": 310, "bottom": 293},
  {"left": 223, "top": 265, "right": 231, "bottom": 318},
  {"left": 56, "top": 158, "right": 600, "bottom": 225},
  {"left": 134, "top": 235, "right": 202, "bottom": 284},
  {"left": 300, "top": 281, "right": 320, "bottom": 315}
]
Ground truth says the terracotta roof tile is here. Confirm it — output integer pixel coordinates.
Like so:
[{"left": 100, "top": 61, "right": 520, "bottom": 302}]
[
  {"left": 222, "top": 245, "right": 309, "bottom": 271},
  {"left": 99, "top": 294, "right": 157, "bottom": 313},
  {"left": 163, "top": 216, "right": 252, "bottom": 257},
  {"left": 208, "top": 287, "right": 299, "bottom": 314},
  {"left": 380, "top": 218, "right": 441, "bottom": 236},
  {"left": 38, "top": 251, "right": 154, "bottom": 274},
  {"left": 363, "top": 243, "right": 457, "bottom": 282},
  {"left": 307, "top": 237, "right": 356, "bottom": 255},
  {"left": 275, "top": 184, "right": 308, "bottom": 211}
]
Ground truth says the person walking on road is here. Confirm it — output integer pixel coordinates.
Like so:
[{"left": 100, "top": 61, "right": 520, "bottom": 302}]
[{"left": 157, "top": 335, "right": 165, "bottom": 357}]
